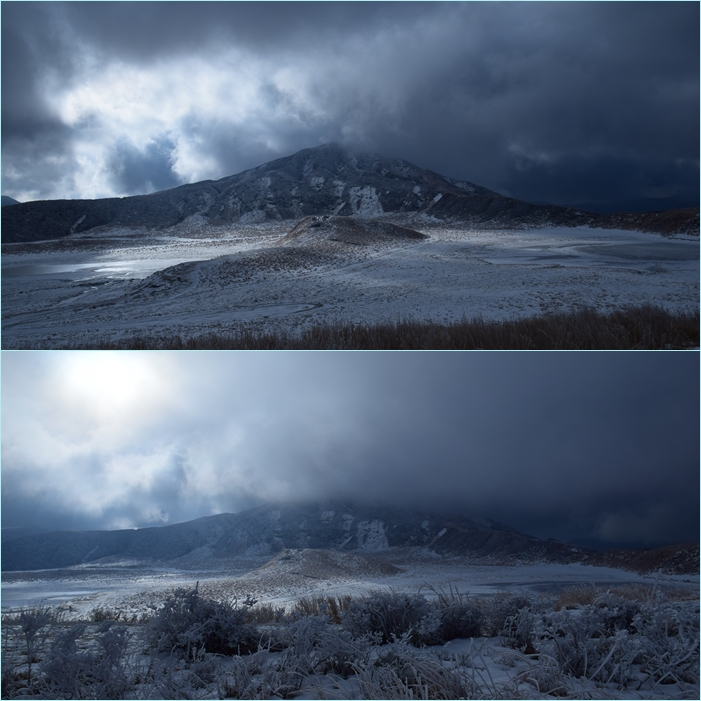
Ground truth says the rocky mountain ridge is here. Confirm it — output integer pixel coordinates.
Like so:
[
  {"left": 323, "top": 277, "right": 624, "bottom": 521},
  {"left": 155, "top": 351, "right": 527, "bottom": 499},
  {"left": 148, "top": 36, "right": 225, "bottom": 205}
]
[
  {"left": 2, "top": 501, "right": 697, "bottom": 575},
  {"left": 3, "top": 143, "right": 698, "bottom": 242}
]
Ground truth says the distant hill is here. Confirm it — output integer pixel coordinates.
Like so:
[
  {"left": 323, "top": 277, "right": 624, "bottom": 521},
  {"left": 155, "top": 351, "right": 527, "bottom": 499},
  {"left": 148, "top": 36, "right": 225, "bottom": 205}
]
[
  {"left": 1, "top": 195, "right": 20, "bottom": 207},
  {"left": 2, "top": 501, "right": 697, "bottom": 575},
  {"left": 3, "top": 143, "right": 697, "bottom": 242}
]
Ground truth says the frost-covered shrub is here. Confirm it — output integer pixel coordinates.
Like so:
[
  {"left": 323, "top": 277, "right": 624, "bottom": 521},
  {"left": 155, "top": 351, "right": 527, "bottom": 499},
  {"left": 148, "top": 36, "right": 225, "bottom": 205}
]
[
  {"left": 341, "top": 590, "right": 432, "bottom": 645},
  {"left": 481, "top": 593, "right": 533, "bottom": 637},
  {"left": 41, "top": 621, "right": 132, "bottom": 699},
  {"left": 272, "top": 613, "right": 372, "bottom": 677},
  {"left": 438, "top": 600, "right": 483, "bottom": 641},
  {"left": 219, "top": 650, "right": 306, "bottom": 699},
  {"left": 632, "top": 601, "right": 700, "bottom": 688},
  {"left": 12, "top": 606, "right": 56, "bottom": 689},
  {"left": 518, "top": 655, "right": 568, "bottom": 697},
  {"left": 146, "top": 586, "right": 260, "bottom": 658},
  {"left": 419, "top": 584, "right": 483, "bottom": 642},
  {"left": 502, "top": 606, "right": 539, "bottom": 652},
  {"left": 535, "top": 608, "right": 642, "bottom": 684},
  {"left": 357, "top": 639, "right": 481, "bottom": 700},
  {"left": 592, "top": 591, "right": 642, "bottom": 636}
]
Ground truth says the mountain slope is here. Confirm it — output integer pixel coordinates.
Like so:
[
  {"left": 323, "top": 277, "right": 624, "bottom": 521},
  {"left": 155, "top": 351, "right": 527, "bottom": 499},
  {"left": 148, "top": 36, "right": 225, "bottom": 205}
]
[
  {"left": 0, "top": 501, "right": 548, "bottom": 571},
  {"left": 3, "top": 501, "right": 696, "bottom": 575},
  {"left": 4, "top": 143, "right": 697, "bottom": 242}
]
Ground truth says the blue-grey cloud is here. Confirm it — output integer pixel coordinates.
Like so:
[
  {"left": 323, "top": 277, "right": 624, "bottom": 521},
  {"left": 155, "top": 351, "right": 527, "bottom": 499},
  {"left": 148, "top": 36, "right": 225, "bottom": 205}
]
[
  {"left": 2, "top": 352, "right": 698, "bottom": 547},
  {"left": 2, "top": 2, "right": 698, "bottom": 211}
]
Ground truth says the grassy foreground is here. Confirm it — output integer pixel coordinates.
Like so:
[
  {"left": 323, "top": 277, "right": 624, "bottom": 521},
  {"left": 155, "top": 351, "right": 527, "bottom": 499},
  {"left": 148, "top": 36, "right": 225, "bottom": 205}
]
[{"left": 79, "top": 305, "right": 698, "bottom": 350}]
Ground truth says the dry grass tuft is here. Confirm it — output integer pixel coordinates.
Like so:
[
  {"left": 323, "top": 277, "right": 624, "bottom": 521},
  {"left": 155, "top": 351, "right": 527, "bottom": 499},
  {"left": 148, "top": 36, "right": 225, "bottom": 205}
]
[{"left": 52, "top": 304, "right": 700, "bottom": 350}]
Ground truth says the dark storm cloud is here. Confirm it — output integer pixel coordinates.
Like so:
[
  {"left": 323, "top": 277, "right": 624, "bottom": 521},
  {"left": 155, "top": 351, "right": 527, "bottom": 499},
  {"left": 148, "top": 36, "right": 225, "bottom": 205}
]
[
  {"left": 2, "top": 2, "right": 698, "bottom": 209},
  {"left": 109, "top": 136, "right": 180, "bottom": 195},
  {"left": 2, "top": 352, "right": 698, "bottom": 547}
]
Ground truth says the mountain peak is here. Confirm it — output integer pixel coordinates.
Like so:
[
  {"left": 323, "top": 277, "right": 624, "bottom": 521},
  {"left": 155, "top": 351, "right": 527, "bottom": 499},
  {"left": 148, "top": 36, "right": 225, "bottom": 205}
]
[{"left": 3, "top": 145, "right": 698, "bottom": 243}]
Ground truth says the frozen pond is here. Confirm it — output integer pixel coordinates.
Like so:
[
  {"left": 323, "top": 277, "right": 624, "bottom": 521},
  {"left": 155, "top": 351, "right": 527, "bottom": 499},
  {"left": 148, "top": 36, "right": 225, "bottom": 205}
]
[{"left": 480, "top": 232, "right": 699, "bottom": 271}]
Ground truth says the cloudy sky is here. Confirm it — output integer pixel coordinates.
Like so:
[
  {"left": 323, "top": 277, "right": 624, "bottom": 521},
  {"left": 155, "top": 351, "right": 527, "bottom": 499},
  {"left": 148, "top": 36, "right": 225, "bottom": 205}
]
[
  {"left": 2, "top": 351, "right": 698, "bottom": 549},
  {"left": 2, "top": 1, "right": 698, "bottom": 213}
]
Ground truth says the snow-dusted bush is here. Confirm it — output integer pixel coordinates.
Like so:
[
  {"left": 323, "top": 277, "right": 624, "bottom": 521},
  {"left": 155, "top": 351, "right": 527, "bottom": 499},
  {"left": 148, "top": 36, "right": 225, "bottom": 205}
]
[
  {"left": 145, "top": 586, "right": 261, "bottom": 658},
  {"left": 10, "top": 605, "right": 56, "bottom": 689},
  {"left": 418, "top": 584, "right": 483, "bottom": 643},
  {"left": 218, "top": 650, "right": 307, "bottom": 699},
  {"left": 633, "top": 600, "right": 700, "bottom": 689},
  {"left": 481, "top": 592, "right": 533, "bottom": 638},
  {"left": 272, "top": 613, "right": 373, "bottom": 677},
  {"left": 354, "top": 637, "right": 482, "bottom": 700},
  {"left": 532, "top": 594, "right": 700, "bottom": 692},
  {"left": 341, "top": 590, "right": 433, "bottom": 645},
  {"left": 41, "top": 621, "right": 132, "bottom": 699},
  {"left": 501, "top": 605, "right": 539, "bottom": 653}
]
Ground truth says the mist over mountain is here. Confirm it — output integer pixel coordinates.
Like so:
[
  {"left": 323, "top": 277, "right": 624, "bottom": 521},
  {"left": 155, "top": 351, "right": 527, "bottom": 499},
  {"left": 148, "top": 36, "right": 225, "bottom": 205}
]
[
  {"left": 2, "top": 501, "right": 697, "bottom": 575},
  {"left": 3, "top": 144, "right": 697, "bottom": 243}
]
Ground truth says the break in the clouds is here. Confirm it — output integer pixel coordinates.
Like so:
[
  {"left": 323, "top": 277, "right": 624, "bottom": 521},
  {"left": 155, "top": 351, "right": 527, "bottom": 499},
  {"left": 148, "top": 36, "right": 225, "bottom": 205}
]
[
  {"left": 2, "top": 2, "right": 698, "bottom": 212},
  {"left": 2, "top": 352, "right": 698, "bottom": 548}
]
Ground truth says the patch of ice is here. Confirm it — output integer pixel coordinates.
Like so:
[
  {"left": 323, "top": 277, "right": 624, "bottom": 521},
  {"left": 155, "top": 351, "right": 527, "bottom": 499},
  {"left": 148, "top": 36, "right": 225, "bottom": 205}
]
[
  {"left": 413, "top": 186, "right": 421, "bottom": 195},
  {"left": 310, "top": 176, "right": 325, "bottom": 190},
  {"left": 303, "top": 159, "right": 314, "bottom": 177},
  {"left": 432, "top": 193, "right": 443, "bottom": 203},
  {"left": 333, "top": 180, "right": 345, "bottom": 198}
]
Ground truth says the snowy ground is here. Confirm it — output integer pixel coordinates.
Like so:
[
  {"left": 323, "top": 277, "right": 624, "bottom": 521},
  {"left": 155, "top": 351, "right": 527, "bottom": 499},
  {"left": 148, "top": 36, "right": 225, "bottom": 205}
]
[
  {"left": 2, "top": 218, "right": 698, "bottom": 347},
  {"left": 3, "top": 551, "right": 698, "bottom": 699},
  {"left": 2, "top": 549, "right": 697, "bottom": 620}
]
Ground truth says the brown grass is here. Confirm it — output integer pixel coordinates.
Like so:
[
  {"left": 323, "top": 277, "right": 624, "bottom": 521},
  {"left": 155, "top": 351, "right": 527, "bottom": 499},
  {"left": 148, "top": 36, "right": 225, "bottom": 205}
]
[
  {"left": 554, "top": 584, "right": 599, "bottom": 611},
  {"left": 292, "top": 594, "right": 353, "bottom": 624},
  {"left": 54, "top": 304, "right": 699, "bottom": 350}
]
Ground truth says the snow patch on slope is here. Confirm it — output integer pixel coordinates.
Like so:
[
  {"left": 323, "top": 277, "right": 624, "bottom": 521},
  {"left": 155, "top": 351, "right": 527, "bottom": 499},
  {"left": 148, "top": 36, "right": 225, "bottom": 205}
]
[
  {"left": 349, "top": 186, "right": 383, "bottom": 216},
  {"left": 356, "top": 520, "right": 389, "bottom": 552}
]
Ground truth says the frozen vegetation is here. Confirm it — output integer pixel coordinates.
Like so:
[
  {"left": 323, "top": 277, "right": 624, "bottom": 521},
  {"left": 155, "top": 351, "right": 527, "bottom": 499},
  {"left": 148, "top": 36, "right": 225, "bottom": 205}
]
[
  {"left": 2, "top": 581, "right": 698, "bottom": 699},
  {"left": 2, "top": 545, "right": 698, "bottom": 699}
]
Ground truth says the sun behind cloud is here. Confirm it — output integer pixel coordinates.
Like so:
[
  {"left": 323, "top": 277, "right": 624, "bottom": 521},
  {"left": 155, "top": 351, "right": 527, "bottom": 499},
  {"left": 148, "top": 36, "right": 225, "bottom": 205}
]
[{"left": 51, "top": 352, "right": 178, "bottom": 438}]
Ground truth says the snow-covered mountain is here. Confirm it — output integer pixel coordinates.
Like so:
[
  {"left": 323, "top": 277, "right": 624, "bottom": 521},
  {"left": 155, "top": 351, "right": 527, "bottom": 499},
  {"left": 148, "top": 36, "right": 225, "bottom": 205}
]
[
  {"left": 3, "top": 501, "right": 697, "bottom": 574},
  {"left": 3, "top": 143, "right": 697, "bottom": 242}
]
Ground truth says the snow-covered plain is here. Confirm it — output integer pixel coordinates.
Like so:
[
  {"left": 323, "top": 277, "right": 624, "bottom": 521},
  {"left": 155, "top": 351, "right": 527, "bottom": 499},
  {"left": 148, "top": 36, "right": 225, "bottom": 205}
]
[
  {"left": 2, "top": 549, "right": 697, "bottom": 620},
  {"left": 2, "top": 218, "right": 698, "bottom": 347}
]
